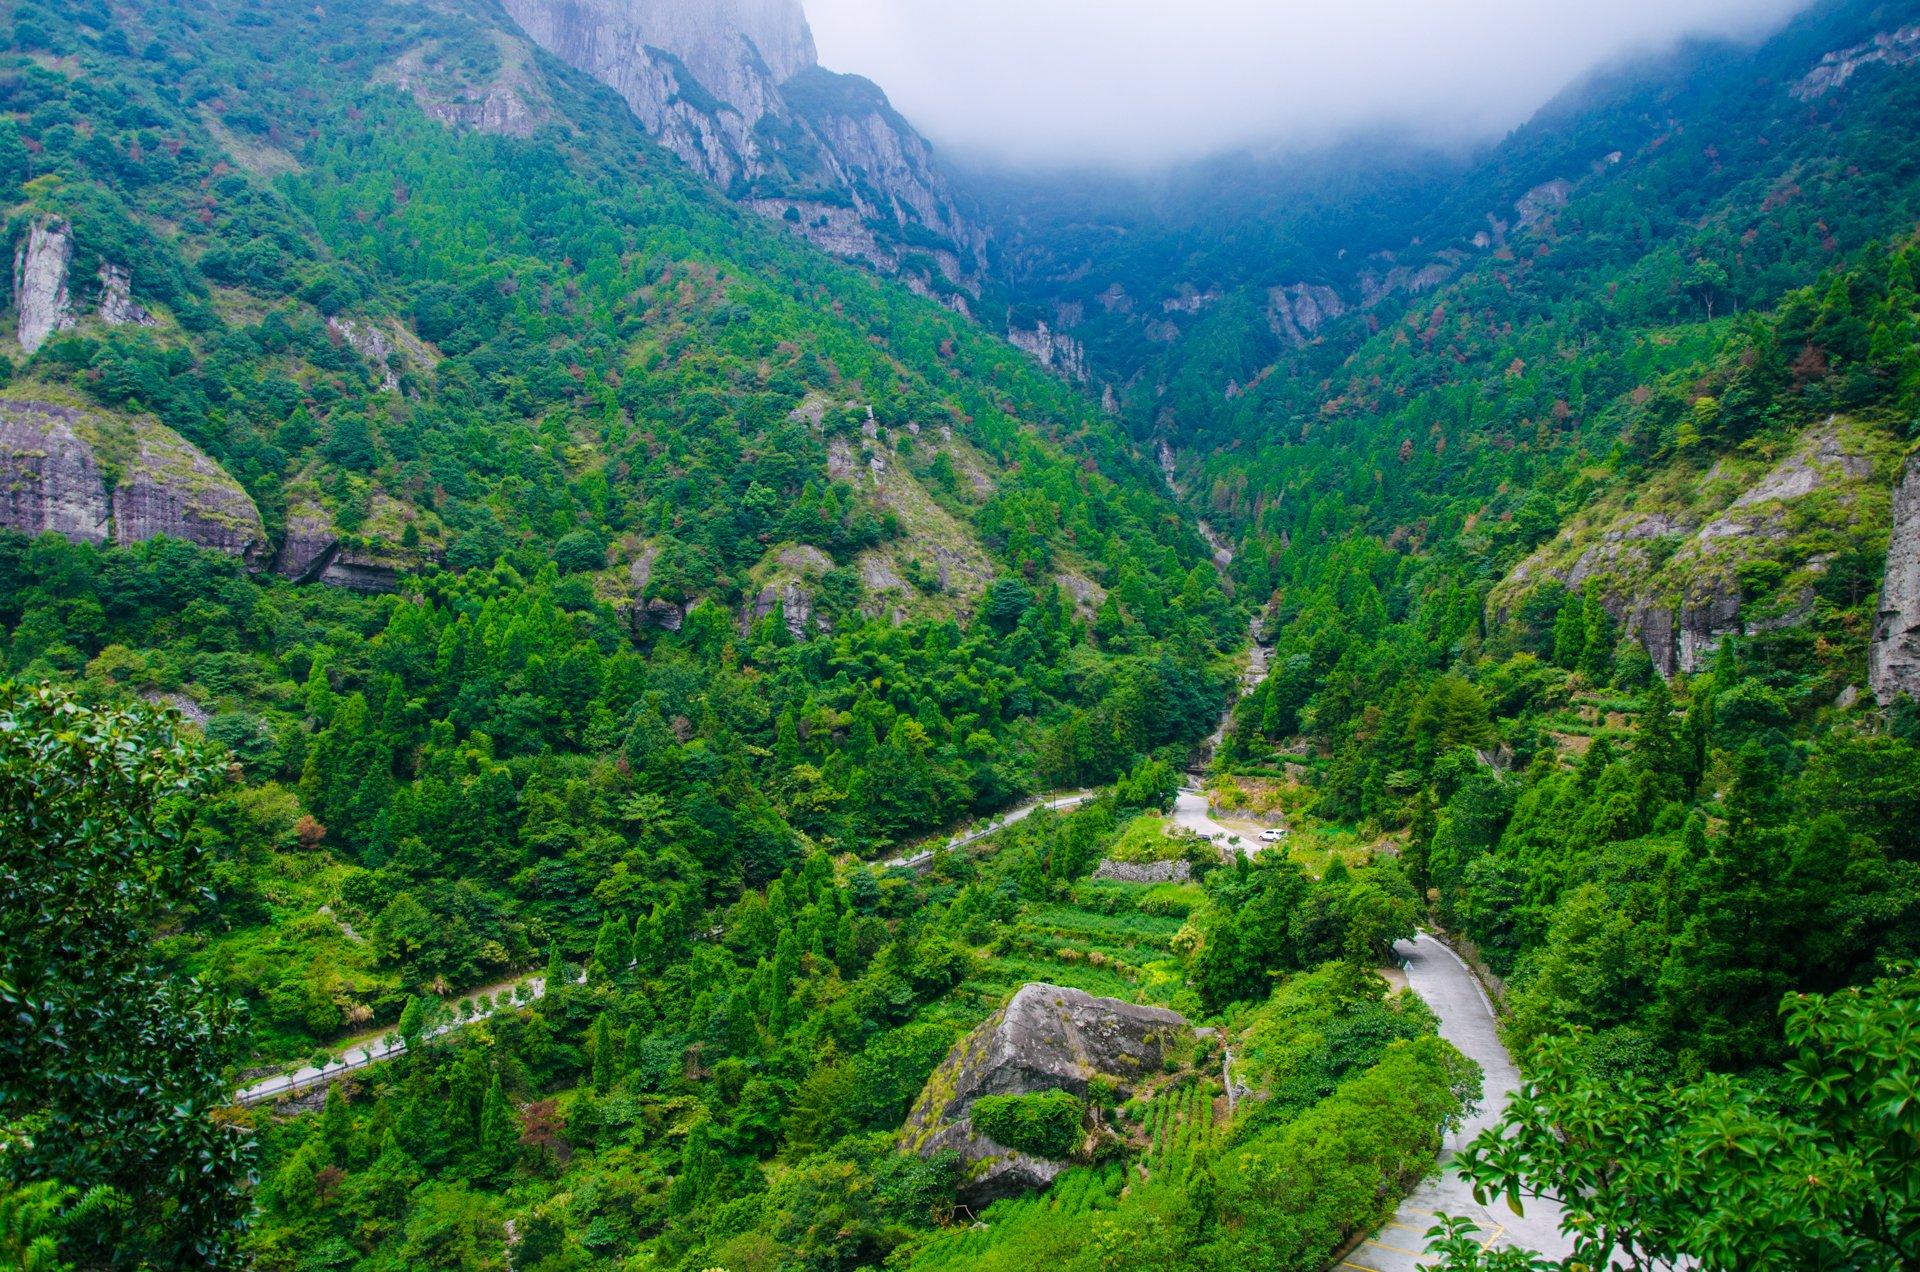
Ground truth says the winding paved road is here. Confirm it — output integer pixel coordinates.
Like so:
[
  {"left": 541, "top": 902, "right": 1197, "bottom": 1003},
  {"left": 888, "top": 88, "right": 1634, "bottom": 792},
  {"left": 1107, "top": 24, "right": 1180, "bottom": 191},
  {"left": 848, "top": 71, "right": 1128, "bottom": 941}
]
[
  {"left": 234, "top": 971, "right": 574, "bottom": 1105},
  {"left": 880, "top": 790, "right": 1097, "bottom": 873},
  {"left": 243, "top": 791, "right": 1101, "bottom": 1106},
  {"left": 1171, "top": 786, "right": 1238, "bottom": 846},
  {"left": 1342, "top": 933, "right": 1572, "bottom": 1272}
]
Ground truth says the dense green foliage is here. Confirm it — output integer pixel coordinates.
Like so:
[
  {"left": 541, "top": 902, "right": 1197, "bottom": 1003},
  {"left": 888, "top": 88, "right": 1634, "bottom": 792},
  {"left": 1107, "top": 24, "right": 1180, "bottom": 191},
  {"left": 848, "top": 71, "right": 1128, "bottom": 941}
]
[
  {"left": 0, "top": 0, "right": 1237, "bottom": 1065},
  {"left": 1433, "top": 968, "right": 1920, "bottom": 1271},
  {"left": 6, "top": 0, "right": 1920, "bottom": 1267},
  {"left": 969, "top": 1091, "right": 1084, "bottom": 1160},
  {"left": 223, "top": 793, "right": 1469, "bottom": 1272},
  {"left": 907, "top": 1008, "right": 1475, "bottom": 1272},
  {"left": 0, "top": 685, "right": 251, "bottom": 1267}
]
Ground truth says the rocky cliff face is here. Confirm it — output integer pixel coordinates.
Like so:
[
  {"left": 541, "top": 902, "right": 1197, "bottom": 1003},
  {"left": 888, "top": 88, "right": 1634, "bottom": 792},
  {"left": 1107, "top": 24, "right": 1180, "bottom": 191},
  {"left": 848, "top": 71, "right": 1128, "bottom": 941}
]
[
  {"left": 1494, "top": 417, "right": 1900, "bottom": 678},
  {"left": 13, "top": 216, "right": 163, "bottom": 350},
  {"left": 1871, "top": 452, "right": 1920, "bottom": 704},
  {"left": 903, "top": 983, "right": 1190, "bottom": 1205},
  {"left": 1513, "top": 177, "right": 1574, "bottom": 229},
  {"left": 0, "top": 401, "right": 110, "bottom": 542},
  {"left": 1793, "top": 23, "right": 1920, "bottom": 101},
  {"left": 108, "top": 426, "right": 268, "bottom": 565},
  {"left": 0, "top": 399, "right": 267, "bottom": 564},
  {"left": 1268, "top": 282, "right": 1347, "bottom": 348},
  {"left": 498, "top": 0, "right": 983, "bottom": 296},
  {"left": 327, "top": 317, "right": 401, "bottom": 393},
  {"left": 13, "top": 217, "right": 77, "bottom": 354},
  {"left": 1006, "top": 319, "right": 1088, "bottom": 381}
]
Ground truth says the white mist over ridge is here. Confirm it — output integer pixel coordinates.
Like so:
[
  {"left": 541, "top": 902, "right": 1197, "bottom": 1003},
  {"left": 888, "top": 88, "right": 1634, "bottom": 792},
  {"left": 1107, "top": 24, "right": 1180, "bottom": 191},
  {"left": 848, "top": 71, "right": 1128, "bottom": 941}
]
[{"left": 806, "top": 0, "right": 1816, "bottom": 169}]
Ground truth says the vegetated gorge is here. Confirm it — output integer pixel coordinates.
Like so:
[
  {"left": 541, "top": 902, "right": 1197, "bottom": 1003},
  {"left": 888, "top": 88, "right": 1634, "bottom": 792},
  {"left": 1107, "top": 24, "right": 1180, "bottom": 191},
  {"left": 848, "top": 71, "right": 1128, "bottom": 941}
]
[{"left": 1, "top": 0, "right": 1918, "bottom": 1269}]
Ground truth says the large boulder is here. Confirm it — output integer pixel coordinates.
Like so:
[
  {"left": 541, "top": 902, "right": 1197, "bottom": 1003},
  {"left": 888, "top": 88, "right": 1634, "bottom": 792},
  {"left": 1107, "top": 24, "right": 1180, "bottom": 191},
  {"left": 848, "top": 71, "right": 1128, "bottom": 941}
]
[{"left": 902, "top": 983, "right": 1190, "bottom": 1207}]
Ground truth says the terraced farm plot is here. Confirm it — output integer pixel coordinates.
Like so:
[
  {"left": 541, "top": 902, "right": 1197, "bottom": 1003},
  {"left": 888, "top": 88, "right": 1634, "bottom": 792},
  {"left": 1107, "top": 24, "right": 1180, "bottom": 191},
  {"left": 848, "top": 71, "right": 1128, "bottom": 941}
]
[
  {"left": 904, "top": 1163, "right": 1128, "bottom": 1269},
  {"left": 1139, "top": 1076, "right": 1217, "bottom": 1173},
  {"left": 958, "top": 899, "right": 1191, "bottom": 1010},
  {"left": 1072, "top": 878, "right": 1205, "bottom": 917}
]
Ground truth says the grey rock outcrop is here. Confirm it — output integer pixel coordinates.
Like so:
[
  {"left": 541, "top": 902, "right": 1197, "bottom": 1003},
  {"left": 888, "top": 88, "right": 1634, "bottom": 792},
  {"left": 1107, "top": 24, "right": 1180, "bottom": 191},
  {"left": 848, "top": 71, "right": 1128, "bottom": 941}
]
[
  {"left": 0, "top": 401, "right": 110, "bottom": 542},
  {"left": 1091, "top": 859, "right": 1191, "bottom": 884},
  {"left": 327, "top": 317, "right": 401, "bottom": 392},
  {"left": 623, "top": 542, "right": 691, "bottom": 632},
  {"left": 0, "top": 399, "right": 266, "bottom": 563},
  {"left": 636, "top": 597, "right": 687, "bottom": 632},
  {"left": 1514, "top": 178, "right": 1573, "bottom": 229},
  {"left": 744, "top": 544, "right": 832, "bottom": 637},
  {"left": 97, "top": 264, "right": 156, "bottom": 328},
  {"left": 499, "top": 0, "right": 983, "bottom": 293},
  {"left": 273, "top": 495, "right": 341, "bottom": 583},
  {"left": 748, "top": 578, "right": 815, "bottom": 638},
  {"left": 1268, "top": 282, "right": 1346, "bottom": 347},
  {"left": 1794, "top": 23, "right": 1920, "bottom": 101},
  {"left": 1496, "top": 420, "right": 1887, "bottom": 677},
  {"left": 1006, "top": 319, "right": 1087, "bottom": 381},
  {"left": 13, "top": 217, "right": 76, "bottom": 353},
  {"left": 315, "top": 546, "right": 405, "bottom": 593},
  {"left": 903, "top": 983, "right": 1189, "bottom": 1206},
  {"left": 111, "top": 428, "right": 268, "bottom": 565},
  {"left": 271, "top": 489, "right": 430, "bottom": 593},
  {"left": 1871, "top": 453, "right": 1920, "bottom": 704}
]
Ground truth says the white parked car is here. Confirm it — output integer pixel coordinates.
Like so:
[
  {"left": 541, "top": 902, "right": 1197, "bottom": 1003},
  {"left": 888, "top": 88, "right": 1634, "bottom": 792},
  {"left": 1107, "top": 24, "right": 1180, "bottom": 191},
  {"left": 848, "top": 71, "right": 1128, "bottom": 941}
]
[{"left": 1258, "top": 828, "right": 1286, "bottom": 843}]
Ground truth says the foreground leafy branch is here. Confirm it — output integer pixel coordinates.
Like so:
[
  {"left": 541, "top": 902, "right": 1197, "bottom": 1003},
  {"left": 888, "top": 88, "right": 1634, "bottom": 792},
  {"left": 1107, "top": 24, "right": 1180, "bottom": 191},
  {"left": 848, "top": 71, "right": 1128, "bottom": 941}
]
[
  {"left": 1425, "top": 969, "right": 1920, "bottom": 1271},
  {"left": 0, "top": 683, "right": 254, "bottom": 1268}
]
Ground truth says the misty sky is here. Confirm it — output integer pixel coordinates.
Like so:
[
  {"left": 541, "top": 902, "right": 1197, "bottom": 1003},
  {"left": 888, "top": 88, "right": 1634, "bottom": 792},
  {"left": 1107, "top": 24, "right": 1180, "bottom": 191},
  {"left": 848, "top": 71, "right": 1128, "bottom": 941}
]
[{"left": 805, "top": 0, "right": 1815, "bottom": 169}]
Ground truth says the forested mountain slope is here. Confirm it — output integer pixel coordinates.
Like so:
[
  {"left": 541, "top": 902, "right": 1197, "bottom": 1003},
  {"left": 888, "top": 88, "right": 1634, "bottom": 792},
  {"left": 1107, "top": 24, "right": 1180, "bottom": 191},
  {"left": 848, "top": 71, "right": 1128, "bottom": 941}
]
[
  {"left": 981, "top": 0, "right": 1920, "bottom": 1263},
  {"left": 4, "top": 0, "right": 1920, "bottom": 1270},
  {"left": 1171, "top": 0, "right": 1920, "bottom": 1150},
  {"left": 986, "top": 0, "right": 1920, "bottom": 438},
  {"left": 0, "top": 0, "right": 1257, "bottom": 1260}
]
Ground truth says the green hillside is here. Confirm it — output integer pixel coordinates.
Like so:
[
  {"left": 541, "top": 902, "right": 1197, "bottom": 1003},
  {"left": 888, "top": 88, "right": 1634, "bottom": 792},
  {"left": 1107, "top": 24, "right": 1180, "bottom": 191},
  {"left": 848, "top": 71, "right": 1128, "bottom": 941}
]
[{"left": 3, "top": 0, "right": 1920, "bottom": 1270}]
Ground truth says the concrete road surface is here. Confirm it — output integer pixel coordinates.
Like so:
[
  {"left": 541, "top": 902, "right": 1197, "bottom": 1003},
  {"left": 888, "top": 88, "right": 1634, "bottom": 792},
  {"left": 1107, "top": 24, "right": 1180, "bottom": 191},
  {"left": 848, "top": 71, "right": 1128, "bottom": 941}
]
[
  {"left": 1342, "top": 933, "right": 1572, "bottom": 1272},
  {"left": 881, "top": 790, "right": 1096, "bottom": 873},
  {"left": 1171, "top": 786, "right": 1238, "bottom": 847}
]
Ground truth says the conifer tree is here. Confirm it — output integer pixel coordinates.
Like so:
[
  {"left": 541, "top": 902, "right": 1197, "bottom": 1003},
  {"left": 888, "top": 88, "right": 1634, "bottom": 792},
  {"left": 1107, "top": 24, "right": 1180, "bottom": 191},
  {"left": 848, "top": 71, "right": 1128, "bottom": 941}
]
[
  {"left": 590, "top": 1014, "right": 615, "bottom": 1093},
  {"left": 591, "top": 913, "right": 628, "bottom": 978},
  {"left": 631, "top": 909, "right": 660, "bottom": 973},
  {"left": 1638, "top": 674, "right": 1683, "bottom": 799},
  {"left": 1580, "top": 587, "right": 1616, "bottom": 682},
  {"left": 671, "top": 1121, "right": 717, "bottom": 1215},
  {"left": 321, "top": 1084, "right": 353, "bottom": 1167},
  {"left": 479, "top": 1077, "right": 518, "bottom": 1179}
]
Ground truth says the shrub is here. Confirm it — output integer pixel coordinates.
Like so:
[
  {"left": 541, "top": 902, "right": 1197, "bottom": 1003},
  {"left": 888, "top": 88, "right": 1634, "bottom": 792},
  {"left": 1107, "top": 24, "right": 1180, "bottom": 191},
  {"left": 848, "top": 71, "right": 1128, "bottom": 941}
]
[{"left": 970, "top": 1090, "right": 1085, "bottom": 1159}]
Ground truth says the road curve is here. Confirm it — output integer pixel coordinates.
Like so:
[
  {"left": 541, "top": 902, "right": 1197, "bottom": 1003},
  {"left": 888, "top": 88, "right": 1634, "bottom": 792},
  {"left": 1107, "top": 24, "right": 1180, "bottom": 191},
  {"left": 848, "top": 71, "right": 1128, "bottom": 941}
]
[
  {"left": 1341, "top": 933, "right": 1572, "bottom": 1272},
  {"left": 1171, "top": 786, "right": 1238, "bottom": 847}
]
